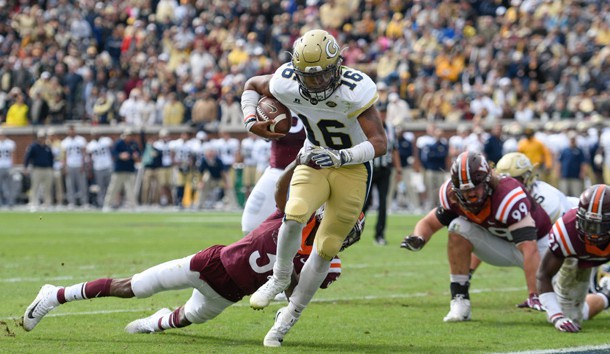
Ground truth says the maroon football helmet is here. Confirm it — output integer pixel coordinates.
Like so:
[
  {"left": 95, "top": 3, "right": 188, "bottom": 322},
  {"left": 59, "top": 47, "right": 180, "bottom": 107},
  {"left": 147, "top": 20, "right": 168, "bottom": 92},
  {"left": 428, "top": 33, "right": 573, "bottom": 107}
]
[
  {"left": 576, "top": 184, "right": 610, "bottom": 246},
  {"left": 450, "top": 151, "right": 492, "bottom": 212}
]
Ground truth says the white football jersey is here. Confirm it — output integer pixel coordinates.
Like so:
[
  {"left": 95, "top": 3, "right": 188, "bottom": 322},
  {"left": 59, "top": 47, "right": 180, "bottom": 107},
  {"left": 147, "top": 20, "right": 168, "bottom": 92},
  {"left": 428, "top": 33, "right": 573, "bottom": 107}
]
[
  {"left": 253, "top": 138, "right": 271, "bottom": 171},
  {"left": 240, "top": 136, "right": 257, "bottom": 167},
  {"left": 169, "top": 138, "right": 193, "bottom": 166},
  {"left": 531, "top": 180, "right": 577, "bottom": 223},
  {"left": 0, "top": 138, "right": 15, "bottom": 168},
  {"left": 86, "top": 137, "right": 113, "bottom": 171},
  {"left": 61, "top": 135, "right": 87, "bottom": 168},
  {"left": 213, "top": 138, "right": 240, "bottom": 167},
  {"left": 153, "top": 139, "right": 172, "bottom": 167},
  {"left": 269, "top": 63, "right": 378, "bottom": 151}
]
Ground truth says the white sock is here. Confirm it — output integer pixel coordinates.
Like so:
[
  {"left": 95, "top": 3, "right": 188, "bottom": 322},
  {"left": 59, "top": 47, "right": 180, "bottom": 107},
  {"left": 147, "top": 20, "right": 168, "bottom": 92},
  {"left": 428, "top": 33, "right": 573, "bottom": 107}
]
[
  {"left": 288, "top": 248, "right": 330, "bottom": 314},
  {"left": 450, "top": 274, "right": 470, "bottom": 286},
  {"left": 273, "top": 220, "right": 304, "bottom": 280},
  {"left": 158, "top": 309, "right": 181, "bottom": 330},
  {"left": 63, "top": 283, "right": 87, "bottom": 302}
]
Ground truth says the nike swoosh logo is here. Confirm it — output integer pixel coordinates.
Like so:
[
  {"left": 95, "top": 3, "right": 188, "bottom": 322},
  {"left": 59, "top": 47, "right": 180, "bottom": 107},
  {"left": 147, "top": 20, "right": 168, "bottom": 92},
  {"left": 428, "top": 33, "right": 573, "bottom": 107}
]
[{"left": 27, "top": 301, "right": 40, "bottom": 319}]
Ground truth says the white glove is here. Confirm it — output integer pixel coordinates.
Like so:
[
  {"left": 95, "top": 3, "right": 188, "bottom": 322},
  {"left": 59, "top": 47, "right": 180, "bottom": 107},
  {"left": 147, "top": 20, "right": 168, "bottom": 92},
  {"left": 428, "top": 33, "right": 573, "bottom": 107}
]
[
  {"left": 297, "top": 146, "right": 316, "bottom": 165},
  {"left": 551, "top": 315, "right": 580, "bottom": 333},
  {"left": 311, "top": 147, "right": 345, "bottom": 168}
]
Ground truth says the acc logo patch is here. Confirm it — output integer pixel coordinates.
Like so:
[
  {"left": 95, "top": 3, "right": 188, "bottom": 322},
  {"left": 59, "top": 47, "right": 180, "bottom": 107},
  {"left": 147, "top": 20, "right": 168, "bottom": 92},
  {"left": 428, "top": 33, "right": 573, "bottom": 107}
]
[{"left": 326, "top": 101, "right": 337, "bottom": 107}]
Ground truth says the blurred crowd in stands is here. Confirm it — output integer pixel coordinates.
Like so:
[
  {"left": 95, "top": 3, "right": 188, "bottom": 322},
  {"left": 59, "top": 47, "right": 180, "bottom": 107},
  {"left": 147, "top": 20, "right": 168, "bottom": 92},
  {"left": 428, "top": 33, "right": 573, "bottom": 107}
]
[
  {"left": 0, "top": 0, "right": 608, "bottom": 211},
  {"left": 0, "top": 0, "right": 608, "bottom": 129}
]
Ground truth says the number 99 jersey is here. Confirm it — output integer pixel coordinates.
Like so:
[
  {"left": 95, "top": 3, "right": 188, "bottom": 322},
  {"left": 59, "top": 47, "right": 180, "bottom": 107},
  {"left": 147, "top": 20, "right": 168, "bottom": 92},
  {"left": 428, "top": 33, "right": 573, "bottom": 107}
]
[
  {"left": 269, "top": 63, "right": 378, "bottom": 151},
  {"left": 438, "top": 177, "right": 552, "bottom": 241}
]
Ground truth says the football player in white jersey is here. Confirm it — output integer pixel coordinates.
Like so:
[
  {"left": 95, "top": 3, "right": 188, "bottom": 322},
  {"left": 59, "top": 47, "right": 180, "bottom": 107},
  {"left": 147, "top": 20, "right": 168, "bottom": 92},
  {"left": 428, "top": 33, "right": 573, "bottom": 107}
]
[
  {"left": 86, "top": 133, "right": 114, "bottom": 208},
  {"left": 469, "top": 151, "right": 579, "bottom": 309},
  {"left": 0, "top": 129, "right": 16, "bottom": 207},
  {"left": 61, "top": 125, "right": 88, "bottom": 208},
  {"left": 241, "top": 29, "right": 387, "bottom": 347},
  {"left": 169, "top": 132, "right": 194, "bottom": 208}
]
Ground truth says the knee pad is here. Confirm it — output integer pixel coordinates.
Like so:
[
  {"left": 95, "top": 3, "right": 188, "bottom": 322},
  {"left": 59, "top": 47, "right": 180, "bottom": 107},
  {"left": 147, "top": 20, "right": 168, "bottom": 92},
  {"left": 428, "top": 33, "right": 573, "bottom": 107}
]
[
  {"left": 131, "top": 270, "right": 158, "bottom": 298},
  {"left": 184, "top": 288, "right": 234, "bottom": 324},
  {"left": 316, "top": 238, "right": 342, "bottom": 261},
  {"left": 285, "top": 197, "right": 312, "bottom": 224}
]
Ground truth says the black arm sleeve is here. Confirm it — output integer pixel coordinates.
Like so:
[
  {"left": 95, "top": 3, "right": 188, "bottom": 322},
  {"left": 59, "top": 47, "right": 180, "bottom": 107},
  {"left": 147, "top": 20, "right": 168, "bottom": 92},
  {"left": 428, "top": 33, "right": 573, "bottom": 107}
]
[
  {"left": 510, "top": 226, "right": 537, "bottom": 244},
  {"left": 435, "top": 206, "right": 459, "bottom": 226}
]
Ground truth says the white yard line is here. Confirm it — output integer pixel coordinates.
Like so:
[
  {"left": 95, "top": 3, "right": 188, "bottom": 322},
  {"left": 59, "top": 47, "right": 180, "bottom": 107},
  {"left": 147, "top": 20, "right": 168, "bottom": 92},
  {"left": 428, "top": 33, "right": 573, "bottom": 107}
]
[{"left": 495, "top": 344, "right": 610, "bottom": 354}]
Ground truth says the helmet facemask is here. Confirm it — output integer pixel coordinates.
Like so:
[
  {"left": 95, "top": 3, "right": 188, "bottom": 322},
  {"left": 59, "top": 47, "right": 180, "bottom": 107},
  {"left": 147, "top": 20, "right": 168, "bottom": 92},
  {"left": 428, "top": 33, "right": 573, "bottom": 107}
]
[
  {"left": 294, "top": 62, "right": 342, "bottom": 102},
  {"left": 453, "top": 180, "right": 491, "bottom": 213}
]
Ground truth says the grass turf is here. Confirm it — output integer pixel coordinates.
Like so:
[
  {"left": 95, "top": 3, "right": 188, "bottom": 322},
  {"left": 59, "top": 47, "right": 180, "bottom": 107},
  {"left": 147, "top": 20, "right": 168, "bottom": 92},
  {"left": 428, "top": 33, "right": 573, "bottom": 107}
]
[{"left": 1, "top": 211, "right": 610, "bottom": 353}]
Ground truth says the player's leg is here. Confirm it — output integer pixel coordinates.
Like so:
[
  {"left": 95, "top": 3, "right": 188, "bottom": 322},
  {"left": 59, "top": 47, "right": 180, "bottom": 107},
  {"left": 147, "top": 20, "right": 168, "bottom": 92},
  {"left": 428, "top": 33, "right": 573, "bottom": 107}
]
[
  {"left": 23, "top": 255, "right": 201, "bottom": 331},
  {"left": 241, "top": 167, "right": 282, "bottom": 234},
  {"left": 264, "top": 164, "right": 368, "bottom": 346},
  {"left": 250, "top": 166, "right": 329, "bottom": 309}
]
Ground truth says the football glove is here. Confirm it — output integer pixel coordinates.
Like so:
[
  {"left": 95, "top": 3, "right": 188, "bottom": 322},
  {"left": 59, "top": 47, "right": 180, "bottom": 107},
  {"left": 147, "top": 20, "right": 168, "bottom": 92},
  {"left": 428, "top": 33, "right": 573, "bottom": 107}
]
[
  {"left": 340, "top": 212, "right": 365, "bottom": 252},
  {"left": 551, "top": 314, "right": 580, "bottom": 333},
  {"left": 310, "top": 147, "right": 345, "bottom": 168},
  {"left": 516, "top": 293, "right": 545, "bottom": 311},
  {"left": 400, "top": 235, "right": 425, "bottom": 252},
  {"left": 297, "top": 146, "right": 316, "bottom": 165}
]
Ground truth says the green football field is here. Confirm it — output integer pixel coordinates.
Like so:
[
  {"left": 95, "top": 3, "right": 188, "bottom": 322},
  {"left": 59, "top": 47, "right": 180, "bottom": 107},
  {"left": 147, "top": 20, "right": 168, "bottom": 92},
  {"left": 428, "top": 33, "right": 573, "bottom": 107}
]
[{"left": 2, "top": 211, "right": 610, "bottom": 353}]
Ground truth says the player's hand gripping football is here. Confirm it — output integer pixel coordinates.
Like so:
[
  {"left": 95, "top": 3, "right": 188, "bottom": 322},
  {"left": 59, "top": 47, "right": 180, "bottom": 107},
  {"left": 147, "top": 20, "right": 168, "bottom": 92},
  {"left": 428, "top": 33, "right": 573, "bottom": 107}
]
[
  {"left": 400, "top": 235, "right": 425, "bottom": 252},
  {"left": 249, "top": 120, "right": 287, "bottom": 140},
  {"left": 516, "top": 293, "right": 545, "bottom": 311}
]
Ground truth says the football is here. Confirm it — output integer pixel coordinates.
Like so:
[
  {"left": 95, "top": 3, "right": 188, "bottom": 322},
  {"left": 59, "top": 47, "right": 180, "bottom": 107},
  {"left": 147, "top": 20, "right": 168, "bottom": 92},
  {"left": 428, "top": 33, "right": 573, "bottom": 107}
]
[{"left": 256, "top": 96, "right": 292, "bottom": 134}]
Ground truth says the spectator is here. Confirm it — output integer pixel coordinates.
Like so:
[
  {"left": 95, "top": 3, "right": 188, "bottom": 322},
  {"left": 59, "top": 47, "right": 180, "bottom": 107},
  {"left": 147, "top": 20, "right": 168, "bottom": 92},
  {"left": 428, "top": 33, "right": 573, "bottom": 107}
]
[
  {"left": 5, "top": 89, "right": 29, "bottom": 127},
  {"left": 103, "top": 128, "right": 140, "bottom": 211},
  {"left": 0, "top": 129, "right": 16, "bottom": 208},
  {"left": 29, "top": 89, "right": 50, "bottom": 125},
  {"left": 24, "top": 130, "right": 54, "bottom": 211},
  {"left": 190, "top": 91, "right": 219, "bottom": 132},
  {"left": 47, "top": 129, "right": 65, "bottom": 207},
  {"left": 558, "top": 132, "right": 586, "bottom": 197},
  {"left": 483, "top": 124, "right": 504, "bottom": 165},
  {"left": 119, "top": 89, "right": 142, "bottom": 126},
  {"left": 386, "top": 92, "right": 411, "bottom": 130},
  {"left": 218, "top": 92, "right": 243, "bottom": 132},
  {"left": 196, "top": 147, "right": 226, "bottom": 210},
  {"left": 519, "top": 126, "right": 554, "bottom": 185},
  {"left": 421, "top": 127, "right": 449, "bottom": 210},
  {"left": 61, "top": 125, "right": 88, "bottom": 208},
  {"left": 212, "top": 131, "right": 240, "bottom": 210},
  {"left": 86, "top": 132, "right": 114, "bottom": 208},
  {"left": 162, "top": 92, "right": 185, "bottom": 126}
]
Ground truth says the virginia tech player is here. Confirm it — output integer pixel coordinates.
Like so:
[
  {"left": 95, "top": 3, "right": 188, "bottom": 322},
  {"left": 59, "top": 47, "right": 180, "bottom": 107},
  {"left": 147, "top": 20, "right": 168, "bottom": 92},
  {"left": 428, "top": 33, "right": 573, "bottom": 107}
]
[
  {"left": 241, "top": 29, "right": 387, "bottom": 347},
  {"left": 22, "top": 160, "right": 364, "bottom": 334},
  {"left": 469, "top": 152, "right": 579, "bottom": 309},
  {"left": 538, "top": 184, "right": 610, "bottom": 333},
  {"left": 401, "top": 151, "right": 552, "bottom": 322}
]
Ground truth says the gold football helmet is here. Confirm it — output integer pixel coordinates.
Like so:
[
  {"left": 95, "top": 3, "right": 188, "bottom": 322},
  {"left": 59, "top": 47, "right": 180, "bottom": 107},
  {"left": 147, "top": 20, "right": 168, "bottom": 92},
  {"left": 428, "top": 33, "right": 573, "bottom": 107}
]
[
  {"left": 495, "top": 152, "right": 537, "bottom": 190},
  {"left": 292, "top": 29, "right": 343, "bottom": 102}
]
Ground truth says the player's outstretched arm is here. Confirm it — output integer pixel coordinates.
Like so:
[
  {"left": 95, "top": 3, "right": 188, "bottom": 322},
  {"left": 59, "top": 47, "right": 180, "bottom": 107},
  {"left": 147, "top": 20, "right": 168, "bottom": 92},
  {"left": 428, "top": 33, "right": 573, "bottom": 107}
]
[
  {"left": 401, "top": 208, "right": 445, "bottom": 251},
  {"left": 537, "top": 251, "right": 579, "bottom": 332}
]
